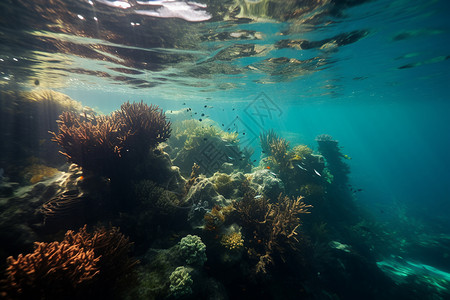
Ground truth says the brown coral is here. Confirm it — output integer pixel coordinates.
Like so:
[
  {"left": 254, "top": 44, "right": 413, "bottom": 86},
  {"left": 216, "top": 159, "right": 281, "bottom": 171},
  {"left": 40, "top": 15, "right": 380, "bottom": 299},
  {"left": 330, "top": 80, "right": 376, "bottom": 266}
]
[
  {"left": 233, "top": 192, "right": 312, "bottom": 274},
  {"left": 50, "top": 101, "right": 171, "bottom": 176},
  {"left": 259, "top": 129, "right": 291, "bottom": 173},
  {"left": 2, "top": 225, "right": 137, "bottom": 299},
  {"left": 64, "top": 225, "right": 138, "bottom": 283},
  {"left": 3, "top": 241, "right": 100, "bottom": 299}
]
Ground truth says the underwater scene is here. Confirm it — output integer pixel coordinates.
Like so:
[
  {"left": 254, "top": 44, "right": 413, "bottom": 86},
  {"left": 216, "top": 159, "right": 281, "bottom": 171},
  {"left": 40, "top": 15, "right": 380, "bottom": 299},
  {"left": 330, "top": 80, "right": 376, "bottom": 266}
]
[{"left": 0, "top": 0, "right": 449, "bottom": 299}]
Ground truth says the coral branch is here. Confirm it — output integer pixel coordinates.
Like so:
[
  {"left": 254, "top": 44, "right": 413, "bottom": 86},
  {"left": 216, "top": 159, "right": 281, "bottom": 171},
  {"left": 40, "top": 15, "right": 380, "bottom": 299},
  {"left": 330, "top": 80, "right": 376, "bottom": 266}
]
[
  {"left": 234, "top": 191, "right": 311, "bottom": 274},
  {"left": 50, "top": 101, "right": 171, "bottom": 176}
]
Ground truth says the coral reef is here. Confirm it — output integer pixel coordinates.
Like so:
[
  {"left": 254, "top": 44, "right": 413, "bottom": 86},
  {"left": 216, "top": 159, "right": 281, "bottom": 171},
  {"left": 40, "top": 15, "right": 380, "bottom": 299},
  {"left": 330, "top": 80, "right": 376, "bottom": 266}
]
[
  {"left": 2, "top": 90, "right": 438, "bottom": 299},
  {"left": 169, "top": 266, "right": 194, "bottom": 298},
  {"left": 50, "top": 101, "right": 171, "bottom": 177}
]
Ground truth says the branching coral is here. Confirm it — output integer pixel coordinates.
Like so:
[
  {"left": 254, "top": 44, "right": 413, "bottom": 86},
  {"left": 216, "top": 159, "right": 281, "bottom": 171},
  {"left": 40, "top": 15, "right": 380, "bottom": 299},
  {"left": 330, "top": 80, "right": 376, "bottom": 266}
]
[
  {"left": 2, "top": 241, "right": 100, "bottom": 299},
  {"left": 259, "top": 129, "right": 291, "bottom": 172},
  {"left": 50, "top": 101, "right": 171, "bottom": 176},
  {"left": 116, "top": 101, "right": 172, "bottom": 154},
  {"left": 184, "top": 163, "right": 200, "bottom": 194},
  {"left": 233, "top": 191, "right": 312, "bottom": 274},
  {"left": 2, "top": 225, "right": 137, "bottom": 299},
  {"left": 63, "top": 225, "right": 138, "bottom": 281},
  {"left": 259, "top": 129, "right": 279, "bottom": 156}
]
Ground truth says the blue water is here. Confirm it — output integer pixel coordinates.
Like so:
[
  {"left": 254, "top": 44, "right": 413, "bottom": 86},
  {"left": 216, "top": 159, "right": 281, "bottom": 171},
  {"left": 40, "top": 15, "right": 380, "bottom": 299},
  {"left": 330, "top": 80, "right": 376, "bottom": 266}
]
[
  {"left": 1, "top": 0, "right": 450, "bottom": 298},
  {"left": 58, "top": 0, "right": 450, "bottom": 229}
]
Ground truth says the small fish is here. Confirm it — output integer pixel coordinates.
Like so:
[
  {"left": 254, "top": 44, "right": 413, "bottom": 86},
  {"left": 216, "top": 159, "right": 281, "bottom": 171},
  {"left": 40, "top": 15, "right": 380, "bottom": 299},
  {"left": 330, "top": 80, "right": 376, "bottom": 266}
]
[
  {"left": 203, "top": 138, "right": 208, "bottom": 141},
  {"left": 204, "top": 105, "right": 207, "bottom": 108},
  {"left": 297, "top": 164, "right": 307, "bottom": 171},
  {"left": 253, "top": 159, "right": 256, "bottom": 162},
  {"left": 221, "top": 124, "right": 224, "bottom": 126},
  {"left": 183, "top": 102, "right": 186, "bottom": 105},
  {"left": 201, "top": 113, "right": 205, "bottom": 116},
  {"left": 199, "top": 118, "right": 202, "bottom": 122},
  {"left": 242, "top": 132, "right": 246, "bottom": 135},
  {"left": 254, "top": 195, "right": 263, "bottom": 199},
  {"left": 343, "top": 154, "right": 352, "bottom": 160},
  {"left": 314, "top": 169, "right": 321, "bottom": 176},
  {"left": 270, "top": 172, "right": 277, "bottom": 177},
  {"left": 266, "top": 166, "right": 271, "bottom": 169}
]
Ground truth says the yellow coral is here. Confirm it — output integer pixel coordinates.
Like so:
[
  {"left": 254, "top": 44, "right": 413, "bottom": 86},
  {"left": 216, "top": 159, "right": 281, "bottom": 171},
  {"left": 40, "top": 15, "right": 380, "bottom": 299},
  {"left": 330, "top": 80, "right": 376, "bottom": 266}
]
[
  {"left": 292, "top": 145, "right": 313, "bottom": 158},
  {"left": 221, "top": 232, "right": 244, "bottom": 251}
]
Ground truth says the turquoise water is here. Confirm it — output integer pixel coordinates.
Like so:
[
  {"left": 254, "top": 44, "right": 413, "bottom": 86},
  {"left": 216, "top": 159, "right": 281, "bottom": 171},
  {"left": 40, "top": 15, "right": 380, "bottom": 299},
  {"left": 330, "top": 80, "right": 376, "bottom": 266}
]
[
  {"left": 1, "top": 0, "right": 450, "bottom": 299},
  {"left": 56, "top": 0, "right": 450, "bottom": 225}
]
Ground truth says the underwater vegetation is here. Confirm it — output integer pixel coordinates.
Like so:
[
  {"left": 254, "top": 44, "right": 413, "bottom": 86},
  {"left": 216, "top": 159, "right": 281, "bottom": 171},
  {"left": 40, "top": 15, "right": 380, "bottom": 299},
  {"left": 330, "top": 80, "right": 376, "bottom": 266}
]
[
  {"left": 1, "top": 91, "right": 450, "bottom": 299},
  {"left": 50, "top": 101, "right": 171, "bottom": 178}
]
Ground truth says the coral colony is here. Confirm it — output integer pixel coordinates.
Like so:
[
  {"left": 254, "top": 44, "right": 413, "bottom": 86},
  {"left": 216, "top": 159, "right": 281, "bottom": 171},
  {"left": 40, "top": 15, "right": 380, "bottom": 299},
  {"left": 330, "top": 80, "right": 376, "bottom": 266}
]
[{"left": 1, "top": 91, "right": 448, "bottom": 299}]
